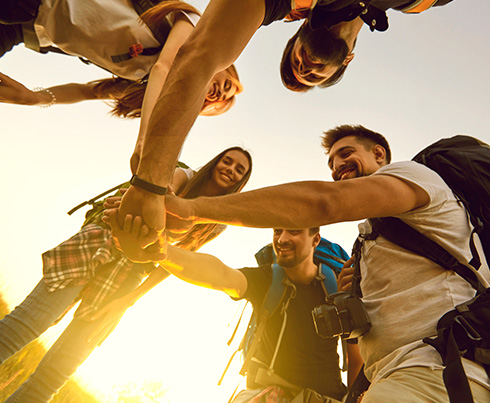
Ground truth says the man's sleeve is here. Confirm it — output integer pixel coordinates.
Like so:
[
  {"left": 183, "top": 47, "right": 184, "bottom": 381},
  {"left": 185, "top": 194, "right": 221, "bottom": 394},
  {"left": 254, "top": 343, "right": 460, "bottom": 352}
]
[
  {"left": 262, "top": 0, "right": 292, "bottom": 25},
  {"left": 236, "top": 265, "right": 272, "bottom": 307}
]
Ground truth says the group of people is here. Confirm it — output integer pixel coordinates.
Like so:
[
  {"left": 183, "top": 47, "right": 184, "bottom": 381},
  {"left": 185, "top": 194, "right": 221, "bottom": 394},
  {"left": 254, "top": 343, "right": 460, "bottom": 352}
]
[{"left": 1, "top": 0, "right": 489, "bottom": 403}]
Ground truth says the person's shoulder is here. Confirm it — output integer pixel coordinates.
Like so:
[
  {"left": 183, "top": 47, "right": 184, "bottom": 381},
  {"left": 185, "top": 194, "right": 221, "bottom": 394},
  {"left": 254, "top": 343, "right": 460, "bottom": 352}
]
[
  {"left": 239, "top": 264, "right": 272, "bottom": 278},
  {"left": 181, "top": 167, "right": 195, "bottom": 180},
  {"left": 238, "top": 264, "right": 272, "bottom": 302},
  {"left": 377, "top": 161, "right": 455, "bottom": 212},
  {"left": 375, "top": 160, "right": 443, "bottom": 184},
  {"left": 170, "top": 10, "right": 200, "bottom": 27}
]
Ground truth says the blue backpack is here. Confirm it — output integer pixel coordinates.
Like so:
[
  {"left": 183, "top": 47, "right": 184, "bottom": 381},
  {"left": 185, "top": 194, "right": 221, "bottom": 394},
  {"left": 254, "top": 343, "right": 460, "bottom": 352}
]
[{"left": 219, "top": 238, "right": 349, "bottom": 384}]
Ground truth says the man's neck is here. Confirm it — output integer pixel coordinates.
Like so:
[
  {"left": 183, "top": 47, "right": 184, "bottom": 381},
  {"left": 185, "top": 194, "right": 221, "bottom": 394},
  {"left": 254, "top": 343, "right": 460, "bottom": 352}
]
[
  {"left": 284, "top": 260, "right": 319, "bottom": 285},
  {"left": 331, "top": 17, "right": 364, "bottom": 51}
]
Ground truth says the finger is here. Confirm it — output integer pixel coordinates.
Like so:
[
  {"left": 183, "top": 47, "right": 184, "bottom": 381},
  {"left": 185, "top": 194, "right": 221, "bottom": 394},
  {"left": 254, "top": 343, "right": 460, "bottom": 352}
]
[
  {"left": 339, "top": 274, "right": 353, "bottom": 291},
  {"left": 104, "top": 197, "right": 122, "bottom": 208},
  {"left": 343, "top": 256, "right": 355, "bottom": 268},
  {"left": 340, "top": 266, "right": 355, "bottom": 276},
  {"left": 132, "top": 216, "right": 142, "bottom": 235},
  {"left": 102, "top": 214, "right": 110, "bottom": 226},
  {"left": 119, "top": 188, "right": 128, "bottom": 195},
  {"left": 123, "top": 214, "right": 133, "bottom": 233},
  {"left": 106, "top": 208, "right": 120, "bottom": 230},
  {"left": 140, "top": 224, "right": 149, "bottom": 238}
]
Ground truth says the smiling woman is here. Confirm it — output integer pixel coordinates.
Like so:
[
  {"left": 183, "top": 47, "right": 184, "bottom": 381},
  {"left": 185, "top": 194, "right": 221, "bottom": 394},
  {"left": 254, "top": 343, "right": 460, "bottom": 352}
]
[
  {"left": 0, "top": 146, "right": 252, "bottom": 402},
  {"left": 167, "top": 147, "right": 252, "bottom": 251}
]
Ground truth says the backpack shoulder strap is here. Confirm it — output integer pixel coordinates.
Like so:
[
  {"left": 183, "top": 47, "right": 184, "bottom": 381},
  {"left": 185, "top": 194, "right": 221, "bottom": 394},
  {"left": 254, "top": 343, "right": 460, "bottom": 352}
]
[
  {"left": 317, "top": 263, "right": 338, "bottom": 295},
  {"left": 67, "top": 181, "right": 129, "bottom": 216},
  {"left": 239, "top": 264, "right": 294, "bottom": 376},
  {"left": 131, "top": 0, "right": 171, "bottom": 46},
  {"left": 370, "top": 217, "right": 482, "bottom": 291},
  {"left": 314, "top": 237, "right": 349, "bottom": 275}
]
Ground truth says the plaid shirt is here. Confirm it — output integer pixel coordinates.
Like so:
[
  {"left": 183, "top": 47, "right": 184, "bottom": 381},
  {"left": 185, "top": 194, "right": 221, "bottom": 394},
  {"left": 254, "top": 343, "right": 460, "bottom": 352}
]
[
  {"left": 233, "top": 386, "right": 294, "bottom": 403},
  {"left": 42, "top": 224, "right": 148, "bottom": 318}
]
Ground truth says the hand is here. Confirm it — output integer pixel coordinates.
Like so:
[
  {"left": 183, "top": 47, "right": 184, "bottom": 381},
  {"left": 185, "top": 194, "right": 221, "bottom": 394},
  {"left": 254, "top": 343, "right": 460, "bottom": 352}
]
[
  {"left": 103, "top": 188, "right": 127, "bottom": 210},
  {"left": 86, "top": 295, "right": 132, "bottom": 346},
  {"left": 0, "top": 72, "right": 44, "bottom": 105},
  {"left": 105, "top": 208, "right": 167, "bottom": 263},
  {"left": 117, "top": 185, "right": 166, "bottom": 247},
  {"left": 338, "top": 256, "right": 355, "bottom": 291}
]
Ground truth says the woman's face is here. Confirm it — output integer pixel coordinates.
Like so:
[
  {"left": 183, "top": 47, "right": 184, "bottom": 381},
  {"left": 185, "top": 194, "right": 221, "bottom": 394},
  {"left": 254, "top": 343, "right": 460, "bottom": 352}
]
[
  {"left": 211, "top": 150, "right": 250, "bottom": 191},
  {"left": 206, "top": 71, "right": 238, "bottom": 103}
]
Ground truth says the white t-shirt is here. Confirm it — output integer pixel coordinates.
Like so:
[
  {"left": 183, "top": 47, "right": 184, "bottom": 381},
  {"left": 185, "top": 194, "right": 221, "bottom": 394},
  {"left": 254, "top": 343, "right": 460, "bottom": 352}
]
[
  {"left": 357, "top": 161, "right": 490, "bottom": 389},
  {"left": 31, "top": 0, "right": 199, "bottom": 80}
]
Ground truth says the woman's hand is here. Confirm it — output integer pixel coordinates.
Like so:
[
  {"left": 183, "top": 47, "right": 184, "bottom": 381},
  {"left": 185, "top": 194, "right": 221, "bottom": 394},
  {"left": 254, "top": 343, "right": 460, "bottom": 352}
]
[
  {"left": 0, "top": 72, "right": 47, "bottom": 105},
  {"left": 104, "top": 208, "right": 167, "bottom": 263},
  {"left": 103, "top": 188, "right": 127, "bottom": 209}
]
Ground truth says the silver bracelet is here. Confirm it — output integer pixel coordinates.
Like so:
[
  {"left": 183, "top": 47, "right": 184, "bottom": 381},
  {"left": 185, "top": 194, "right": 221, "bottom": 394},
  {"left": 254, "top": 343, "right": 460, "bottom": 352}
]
[{"left": 33, "top": 87, "right": 57, "bottom": 108}]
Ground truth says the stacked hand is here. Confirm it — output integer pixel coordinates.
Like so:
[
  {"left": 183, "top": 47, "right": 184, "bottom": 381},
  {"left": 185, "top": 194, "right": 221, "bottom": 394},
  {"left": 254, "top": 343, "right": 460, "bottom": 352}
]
[
  {"left": 106, "top": 188, "right": 195, "bottom": 255},
  {"left": 104, "top": 207, "right": 167, "bottom": 263},
  {"left": 114, "top": 185, "right": 166, "bottom": 247}
]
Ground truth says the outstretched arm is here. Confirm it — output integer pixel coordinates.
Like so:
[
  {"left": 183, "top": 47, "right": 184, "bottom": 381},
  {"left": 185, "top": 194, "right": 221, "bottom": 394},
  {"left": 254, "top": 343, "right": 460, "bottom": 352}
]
[
  {"left": 163, "top": 245, "right": 247, "bottom": 298},
  {"left": 166, "top": 174, "right": 430, "bottom": 229},
  {"left": 0, "top": 72, "right": 112, "bottom": 106},
  {"left": 131, "top": 15, "right": 196, "bottom": 173},
  {"left": 106, "top": 210, "right": 248, "bottom": 298},
  {"left": 118, "top": 0, "right": 265, "bottom": 238}
]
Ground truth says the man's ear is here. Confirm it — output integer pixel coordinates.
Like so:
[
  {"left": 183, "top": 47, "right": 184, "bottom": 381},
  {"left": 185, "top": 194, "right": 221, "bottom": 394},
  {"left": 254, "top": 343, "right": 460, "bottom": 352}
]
[
  {"left": 342, "top": 53, "right": 355, "bottom": 66},
  {"left": 312, "top": 232, "right": 321, "bottom": 248},
  {"left": 373, "top": 144, "right": 386, "bottom": 165}
]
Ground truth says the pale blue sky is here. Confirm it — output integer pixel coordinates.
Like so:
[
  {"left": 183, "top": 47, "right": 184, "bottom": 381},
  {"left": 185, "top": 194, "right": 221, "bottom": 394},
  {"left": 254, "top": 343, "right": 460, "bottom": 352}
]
[{"left": 0, "top": 0, "right": 489, "bottom": 400}]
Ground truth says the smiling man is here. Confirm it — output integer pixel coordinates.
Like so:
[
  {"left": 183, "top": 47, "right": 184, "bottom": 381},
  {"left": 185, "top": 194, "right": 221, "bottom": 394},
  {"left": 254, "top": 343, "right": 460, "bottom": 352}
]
[
  {"left": 114, "top": 0, "right": 457, "bottom": 251},
  {"left": 162, "top": 124, "right": 490, "bottom": 402},
  {"left": 106, "top": 222, "right": 361, "bottom": 402},
  {"left": 280, "top": 0, "right": 455, "bottom": 92}
]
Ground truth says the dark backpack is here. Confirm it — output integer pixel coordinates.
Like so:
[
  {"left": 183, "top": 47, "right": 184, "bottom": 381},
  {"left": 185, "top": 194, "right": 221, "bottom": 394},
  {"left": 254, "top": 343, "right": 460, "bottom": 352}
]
[
  {"left": 219, "top": 238, "right": 349, "bottom": 385},
  {"left": 367, "top": 135, "right": 490, "bottom": 403},
  {"left": 411, "top": 135, "right": 490, "bottom": 263}
]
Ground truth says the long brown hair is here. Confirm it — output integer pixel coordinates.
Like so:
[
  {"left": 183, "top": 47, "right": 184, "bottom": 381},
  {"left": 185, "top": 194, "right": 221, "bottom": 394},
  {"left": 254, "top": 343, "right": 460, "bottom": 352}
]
[
  {"left": 171, "top": 147, "right": 253, "bottom": 251},
  {"left": 92, "top": 1, "right": 242, "bottom": 118}
]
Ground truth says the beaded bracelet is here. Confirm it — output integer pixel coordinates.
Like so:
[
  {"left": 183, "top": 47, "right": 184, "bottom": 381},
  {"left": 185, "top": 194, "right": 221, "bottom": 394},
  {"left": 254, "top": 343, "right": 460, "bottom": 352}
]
[{"left": 33, "top": 87, "right": 57, "bottom": 108}]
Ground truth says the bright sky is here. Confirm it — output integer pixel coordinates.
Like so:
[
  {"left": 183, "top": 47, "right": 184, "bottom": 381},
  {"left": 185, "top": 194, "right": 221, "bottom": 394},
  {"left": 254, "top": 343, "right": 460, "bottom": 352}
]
[{"left": 0, "top": 0, "right": 489, "bottom": 401}]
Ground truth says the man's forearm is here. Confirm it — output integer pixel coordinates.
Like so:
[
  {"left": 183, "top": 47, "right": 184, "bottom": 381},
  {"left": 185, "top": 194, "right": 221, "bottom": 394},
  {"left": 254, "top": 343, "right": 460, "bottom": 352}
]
[
  {"left": 186, "top": 175, "right": 427, "bottom": 229},
  {"left": 134, "top": 0, "right": 265, "bottom": 187},
  {"left": 190, "top": 181, "right": 339, "bottom": 229},
  {"left": 160, "top": 246, "right": 246, "bottom": 298},
  {"left": 136, "top": 61, "right": 211, "bottom": 186}
]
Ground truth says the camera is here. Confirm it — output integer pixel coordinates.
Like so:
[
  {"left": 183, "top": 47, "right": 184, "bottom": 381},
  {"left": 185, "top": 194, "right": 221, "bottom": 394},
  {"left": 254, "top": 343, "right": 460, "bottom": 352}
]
[{"left": 311, "top": 292, "right": 371, "bottom": 339}]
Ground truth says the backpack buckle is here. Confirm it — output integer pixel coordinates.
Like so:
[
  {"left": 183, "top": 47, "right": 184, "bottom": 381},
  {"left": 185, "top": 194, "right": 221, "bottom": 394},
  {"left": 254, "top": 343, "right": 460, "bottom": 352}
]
[
  {"left": 454, "top": 315, "right": 482, "bottom": 342},
  {"left": 129, "top": 44, "right": 144, "bottom": 58}
]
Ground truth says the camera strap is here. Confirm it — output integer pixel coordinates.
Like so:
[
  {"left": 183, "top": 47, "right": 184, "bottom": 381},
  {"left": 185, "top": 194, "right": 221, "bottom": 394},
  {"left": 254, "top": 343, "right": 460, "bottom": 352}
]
[{"left": 351, "top": 235, "right": 373, "bottom": 299}]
